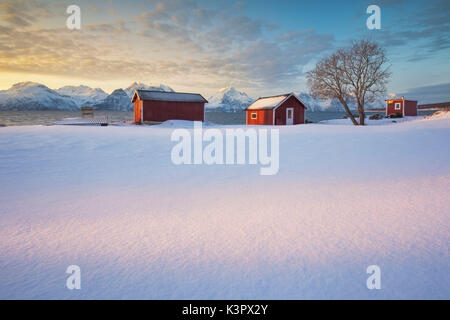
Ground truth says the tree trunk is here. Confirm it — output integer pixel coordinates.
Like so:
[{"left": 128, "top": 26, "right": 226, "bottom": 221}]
[
  {"left": 359, "top": 109, "right": 365, "bottom": 125},
  {"left": 339, "top": 98, "right": 358, "bottom": 125},
  {"left": 358, "top": 101, "right": 365, "bottom": 125}
]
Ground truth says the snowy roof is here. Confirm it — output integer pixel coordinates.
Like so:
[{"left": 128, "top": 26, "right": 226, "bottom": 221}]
[
  {"left": 246, "top": 93, "right": 307, "bottom": 110},
  {"left": 132, "top": 90, "right": 207, "bottom": 103},
  {"left": 385, "top": 97, "right": 418, "bottom": 102},
  {"left": 246, "top": 94, "right": 289, "bottom": 110}
]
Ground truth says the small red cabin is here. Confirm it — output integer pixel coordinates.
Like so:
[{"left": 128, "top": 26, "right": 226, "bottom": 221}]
[
  {"left": 132, "top": 90, "right": 207, "bottom": 123},
  {"left": 246, "top": 93, "right": 307, "bottom": 125},
  {"left": 386, "top": 97, "right": 418, "bottom": 117}
]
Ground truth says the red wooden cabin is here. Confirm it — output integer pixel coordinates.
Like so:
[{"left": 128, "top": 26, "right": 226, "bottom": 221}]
[
  {"left": 246, "top": 93, "right": 307, "bottom": 125},
  {"left": 386, "top": 97, "right": 418, "bottom": 117},
  {"left": 132, "top": 90, "right": 207, "bottom": 123}
]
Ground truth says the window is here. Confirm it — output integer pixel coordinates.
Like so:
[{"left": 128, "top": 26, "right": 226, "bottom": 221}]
[
  {"left": 251, "top": 113, "right": 257, "bottom": 119},
  {"left": 395, "top": 102, "right": 401, "bottom": 110},
  {"left": 287, "top": 110, "right": 292, "bottom": 118}
]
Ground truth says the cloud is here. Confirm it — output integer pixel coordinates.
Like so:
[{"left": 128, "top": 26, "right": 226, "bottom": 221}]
[
  {"left": 362, "top": 0, "right": 450, "bottom": 61},
  {"left": 133, "top": 1, "right": 334, "bottom": 90},
  {"left": 223, "top": 29, "right": 334, "bottom": 86},
  {"left": 0, "top": 21, "right": 145, "bottom": 78},
  {"left": 397, "top": 83, "right": 450, "bottom": 104},
  {"left": 0, "top": 0, "right": 335, "bottom": 95},
  {"left": 0, "top": 0, "right": 52, "bottom": 27},
  {"left": 85, "top": 20, "right": 130, "bottom": 34}
]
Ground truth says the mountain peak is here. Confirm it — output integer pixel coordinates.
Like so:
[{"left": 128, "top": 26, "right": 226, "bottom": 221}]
[
  {"left": 0, "top": 82, "right": 78, "bottom": 111},
  {"left": 111, "top": 88, "right": 128, "bottom": 95},
  {"left": 0, "top": 81, "right": 176, "bottom": 111},
  {"left": 56, "top": 85, "right": 108, "bottom": 107},
  {"left": 218, "top": 86, "right": 236, "bottom": 92},
  {"left": 7, "top": 82, "right": 55, "bottom": 96},
  {"left": 217, "top": 87, "right": 247, "bottom": 97},
  {"left": 124, "top": 82, "right": 174, "bottom": 98},
  {"left": 207, "top": 87, "right": 254, "bottom": 112},
  {"left": 10, "top": 82, "right": 49, "bottom": 92},
  {"left": 127, "top": 81, "right": 144, "bottom": 88},
  {"left": 92, "top": 88, "right": 130, "bottom": 111}
]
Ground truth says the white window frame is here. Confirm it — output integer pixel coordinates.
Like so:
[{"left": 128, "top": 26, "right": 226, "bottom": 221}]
[
  {"left": 251, "top": 112, "right": 257, "bottom": 119},
  {"left": 287, "top": 109, "right": 293, "bottom": 118},
  {"left": 395, "top": 102, "right": 401, "bottom": 110}
]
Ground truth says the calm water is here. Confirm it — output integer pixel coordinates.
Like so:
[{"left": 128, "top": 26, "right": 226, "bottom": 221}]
[
  {"left": 0, "top": 110, "right": 436, "bottom": 126},
  {"left": 0, "top": 110, "right": 134, "bottom": 126}
]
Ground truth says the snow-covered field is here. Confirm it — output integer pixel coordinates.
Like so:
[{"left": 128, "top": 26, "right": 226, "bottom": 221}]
[
  {"left": 320, "top": 115, "right": 424, "bottom": 125},
  {"left": 0, "top": 115, "right": 449, "bottom": 299}
]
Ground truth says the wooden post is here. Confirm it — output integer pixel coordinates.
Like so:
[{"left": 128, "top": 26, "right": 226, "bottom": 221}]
[{"left": 81, "top": 107, "right": 94, "bottom": 118}]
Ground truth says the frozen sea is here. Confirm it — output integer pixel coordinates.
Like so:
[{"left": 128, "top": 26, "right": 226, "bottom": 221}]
[{"left": 0, "top": 110, "right": 436, "bottom": 126}]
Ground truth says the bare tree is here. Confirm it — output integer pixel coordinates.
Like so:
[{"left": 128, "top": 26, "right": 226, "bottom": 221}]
[
  {"left": 307, "top": 53, "right": 358, "bottom": 125},
  {"left": 307, "top": 40, "right": 390, "bottom": 125}
]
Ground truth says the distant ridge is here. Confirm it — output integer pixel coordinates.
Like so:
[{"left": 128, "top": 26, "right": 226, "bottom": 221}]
[
  {"left": 0, "top": 82, "right": 78, "bottom": 110},
  {"left": 0, "top": 82, "right": 175, "bottom": 111},
  {"left": 206, "top": 87, "right": 254, "bottom": 112}
]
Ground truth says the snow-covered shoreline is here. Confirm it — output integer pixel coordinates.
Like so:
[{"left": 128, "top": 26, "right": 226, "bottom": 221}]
[
  {"left": 318, "top": 115, "right": 426, "bottom": 126},
  {"left": 0, "top": 115, "right": 449, "bottom": 299}
]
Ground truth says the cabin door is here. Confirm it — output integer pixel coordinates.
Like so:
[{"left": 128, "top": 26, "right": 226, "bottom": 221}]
[
  {"left": 134, "top": 101, "right": 142, "bottom": 123},
  {"left": 286, "top": 108, "right": 294, "bottom": 125}
]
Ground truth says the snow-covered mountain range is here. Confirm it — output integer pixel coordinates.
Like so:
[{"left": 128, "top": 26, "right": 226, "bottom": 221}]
[
  {"left": 0, "top": 82, "right": 383, "bottom": 112},
  {"left": 205, "top": 87, "right": 349, "bottom": 112},
  {"left": 0, "top": 82, "right": 79, "bottom": 110},
  {"left": 297, "top": 93, "right": 385, "bottom": 111},
  {"left": 57, "top": 85, "right": 108, "bottom": 107},
  {"left": 296, "top": 93, "right": 343, "bottom": 111},
  {"left": 106, "top": 82, "right": 175, "bottom": 111},
  {"left": 206, "top": 87, "right": 254, "bottom": 112},
  {"left": 123, "top": 82, "right": 174, "bottom": 98},
  {"left": 92, "top": 89, "right": 131, "bottom": 111},
  {"left": 0, "top": 82, "right": 174, "bottom": 111}
]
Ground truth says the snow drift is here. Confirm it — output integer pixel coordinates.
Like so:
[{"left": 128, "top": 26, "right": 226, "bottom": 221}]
[{"left": 0, "top": 117, "right": 449, "bottom": 299}]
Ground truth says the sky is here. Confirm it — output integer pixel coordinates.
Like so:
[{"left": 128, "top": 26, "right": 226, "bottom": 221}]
[{"left": 0, "top": 0, "right": 449, "bottom": 102}]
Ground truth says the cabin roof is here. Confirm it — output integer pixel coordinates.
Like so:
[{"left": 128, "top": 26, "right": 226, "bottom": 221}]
[
  {"left": 131, "top": 90, "right": 208, "bottom": 103},
  {"left": 246, "top": 93, "right": 307, "bottom": 110},
  {"left": 385, "top": 98, "right": 418, "bottom": 102}
]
